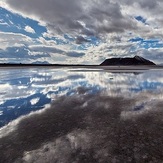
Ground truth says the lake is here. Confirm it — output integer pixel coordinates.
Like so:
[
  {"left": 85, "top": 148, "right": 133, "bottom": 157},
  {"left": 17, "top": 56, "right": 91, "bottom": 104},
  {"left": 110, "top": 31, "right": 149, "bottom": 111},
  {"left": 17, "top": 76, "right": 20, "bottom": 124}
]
[{"left": 0, "top": 67, "right": 163, "bottom": 162}]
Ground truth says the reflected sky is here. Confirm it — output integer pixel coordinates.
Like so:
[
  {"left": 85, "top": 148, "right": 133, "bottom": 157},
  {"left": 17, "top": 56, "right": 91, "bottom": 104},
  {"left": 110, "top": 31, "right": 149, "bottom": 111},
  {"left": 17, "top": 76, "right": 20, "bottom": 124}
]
[
  {"left": 0, "top": 68, "right": 163, "bottom": 127},
  {"left": 1, "top": 68, "right": 163, "bottom": 162}
]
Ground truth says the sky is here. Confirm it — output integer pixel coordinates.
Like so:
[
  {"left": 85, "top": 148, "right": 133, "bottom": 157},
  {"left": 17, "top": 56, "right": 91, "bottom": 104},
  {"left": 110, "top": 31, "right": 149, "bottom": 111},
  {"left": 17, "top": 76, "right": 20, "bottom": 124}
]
[{"left": 0, "top": 0, "right": 163, "bottom": 64}]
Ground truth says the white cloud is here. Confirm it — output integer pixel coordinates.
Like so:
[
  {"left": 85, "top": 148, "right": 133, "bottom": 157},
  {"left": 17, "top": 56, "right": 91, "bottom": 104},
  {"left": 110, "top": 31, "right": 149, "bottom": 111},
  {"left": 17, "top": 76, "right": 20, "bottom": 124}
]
[
  {"left": 0, "top": 32, "right": 33, "bottom": 50},
  {"left": 30, "top": 98, "right": 40, "bottom": 105},
  {"left": 24, "top": 26, "right": 35, "bottom": 34},
  {"left": 134, "top": 47, "right": 163, "bottom": 64},
  {"left": 0, "top": 21, "right": 9, "bottom": 26}
]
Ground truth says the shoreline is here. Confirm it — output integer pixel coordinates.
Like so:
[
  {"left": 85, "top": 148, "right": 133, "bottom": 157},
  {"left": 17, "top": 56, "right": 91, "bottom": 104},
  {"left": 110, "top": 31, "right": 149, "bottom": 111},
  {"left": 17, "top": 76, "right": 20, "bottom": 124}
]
[{"left": 0, "top": 65, "right": 162, "bottom": 70}]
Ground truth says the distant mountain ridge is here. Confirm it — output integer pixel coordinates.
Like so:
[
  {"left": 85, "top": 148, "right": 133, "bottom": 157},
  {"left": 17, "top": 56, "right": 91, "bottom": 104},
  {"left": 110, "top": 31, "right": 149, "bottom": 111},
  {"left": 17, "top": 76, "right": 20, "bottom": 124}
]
[
  {"left": 32, "top": 61, "right": 50, "bottom": 64},
  {"left": 100, "top": 56, "right": 156, "bottom": 66}
]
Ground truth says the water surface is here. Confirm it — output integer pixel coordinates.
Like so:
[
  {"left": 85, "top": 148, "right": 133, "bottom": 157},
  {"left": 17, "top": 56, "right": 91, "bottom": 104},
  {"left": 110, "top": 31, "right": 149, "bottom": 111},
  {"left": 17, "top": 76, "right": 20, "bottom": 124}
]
[{"left": 0, "top": 67, "right": 163, "bottom": 162}]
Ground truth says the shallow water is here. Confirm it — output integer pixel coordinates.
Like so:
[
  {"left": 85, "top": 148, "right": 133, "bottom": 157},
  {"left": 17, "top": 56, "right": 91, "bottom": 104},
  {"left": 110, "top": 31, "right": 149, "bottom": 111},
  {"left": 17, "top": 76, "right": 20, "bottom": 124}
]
[{"left": 0, "top": 67, "right": 163, "bottom": 162}]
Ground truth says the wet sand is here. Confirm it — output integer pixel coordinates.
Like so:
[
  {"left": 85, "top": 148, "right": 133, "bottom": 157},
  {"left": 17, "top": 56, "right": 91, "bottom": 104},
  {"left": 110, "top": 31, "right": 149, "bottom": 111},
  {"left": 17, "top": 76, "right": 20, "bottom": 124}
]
[{"left": 0, "top": 90, "right": 163, "bottom": 163}]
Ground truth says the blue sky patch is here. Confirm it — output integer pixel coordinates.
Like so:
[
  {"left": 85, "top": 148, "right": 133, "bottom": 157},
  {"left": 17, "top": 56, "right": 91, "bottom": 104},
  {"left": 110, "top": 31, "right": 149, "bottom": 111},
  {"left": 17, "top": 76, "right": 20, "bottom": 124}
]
[
  {"left": 135, "top": 16, "right": 147, "bottom": 24},
  {"left": 0, "top": 7, "right": 47, "bottom": 38},
  {"left": 129, "top": 37, "right": 163, "bottom": 49}
]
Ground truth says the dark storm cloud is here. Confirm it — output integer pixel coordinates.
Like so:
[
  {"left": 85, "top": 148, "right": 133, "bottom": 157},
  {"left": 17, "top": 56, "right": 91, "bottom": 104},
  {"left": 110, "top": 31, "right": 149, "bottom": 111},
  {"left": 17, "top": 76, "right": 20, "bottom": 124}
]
[
  {"left": 1, "top": 89, "right": 163, "bottom": 162},
  {"left": 29, "top": 45, "right": 85, "bottom": 58},
  {"left": 75, "top": 36, "right": 90, "bottom": 44},
  {"left": 5, "top": 0, "right": 84, "bottom": 34},
  {"left": 4, "top": 0, "right": 138, "bottom": 38},
  {"left": 66, "top": 51, "right": 85, "bottom": 57},
  {"left": 138, "top": 0, "right": 158, "bottom": 9},
  {"left": 29, "top": 45, "right": 64, "bottom": 54},
  {"left": 119, "top": 0, "right": 159, "bottom": 9},
  {"left": 86, "top": 1, "right": 136, "bottom": 34}
]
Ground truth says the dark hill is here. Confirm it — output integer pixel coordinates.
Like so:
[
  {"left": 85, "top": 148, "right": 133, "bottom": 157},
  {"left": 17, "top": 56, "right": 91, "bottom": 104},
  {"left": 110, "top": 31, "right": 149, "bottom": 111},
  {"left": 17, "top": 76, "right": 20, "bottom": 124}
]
[{"left": 100, "top": 56, "right": 156, "bottom": 66}]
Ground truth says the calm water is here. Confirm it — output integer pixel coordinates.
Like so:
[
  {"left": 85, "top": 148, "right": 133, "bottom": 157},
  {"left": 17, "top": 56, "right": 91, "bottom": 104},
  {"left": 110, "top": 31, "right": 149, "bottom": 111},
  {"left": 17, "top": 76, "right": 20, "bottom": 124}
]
[{"left": 0, "top": 67, "right": 163, "bottom": 162}]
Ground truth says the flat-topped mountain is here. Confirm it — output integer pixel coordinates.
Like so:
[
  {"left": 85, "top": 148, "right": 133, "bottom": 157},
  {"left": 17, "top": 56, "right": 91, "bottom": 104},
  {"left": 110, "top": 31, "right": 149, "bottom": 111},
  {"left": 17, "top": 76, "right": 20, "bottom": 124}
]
[{"left": 100, "top": 56, "right": 156, "bottom": 66}]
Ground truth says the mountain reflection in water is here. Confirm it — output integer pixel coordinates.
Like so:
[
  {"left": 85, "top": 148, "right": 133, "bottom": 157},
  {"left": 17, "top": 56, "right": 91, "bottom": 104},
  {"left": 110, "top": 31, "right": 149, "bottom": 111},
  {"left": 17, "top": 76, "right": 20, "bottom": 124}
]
[{"left": 0, "top": 67, "right": 163, "bottom": 162}]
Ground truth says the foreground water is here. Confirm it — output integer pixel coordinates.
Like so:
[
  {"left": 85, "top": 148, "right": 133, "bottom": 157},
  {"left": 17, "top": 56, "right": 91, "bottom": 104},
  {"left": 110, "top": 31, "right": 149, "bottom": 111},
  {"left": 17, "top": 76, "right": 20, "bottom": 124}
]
[{"left": 0, "top": 67, "right": 163, "bottom": 162}]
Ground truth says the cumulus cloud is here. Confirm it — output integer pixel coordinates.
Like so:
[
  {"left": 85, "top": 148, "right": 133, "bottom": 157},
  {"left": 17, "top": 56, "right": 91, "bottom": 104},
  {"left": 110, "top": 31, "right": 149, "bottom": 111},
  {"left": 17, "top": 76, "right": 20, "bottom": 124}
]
[
  {"left": 4, "top": 0, "right": 163, "bottom": 39},
  {"left": 0, "top": 32, "right": 53, "bottom": 63},
  {"left": 0, "top": 32, "right": 33, "bottom": 50},
  {"left": 24, "top": 26, "right": 35, "bottom": 34},
  {"left": 133, "top": 47, "right": 163, "bottom": 64},
  {"left": 2, "top": 0, "right": 137, "bottom": 37}
]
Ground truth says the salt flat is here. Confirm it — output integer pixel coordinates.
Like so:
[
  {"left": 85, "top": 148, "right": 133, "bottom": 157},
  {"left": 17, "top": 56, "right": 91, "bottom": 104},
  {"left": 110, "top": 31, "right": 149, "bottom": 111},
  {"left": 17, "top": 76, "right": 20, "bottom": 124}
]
[{"left": 0, "top": 67, "right": 163, "bottom": 162}]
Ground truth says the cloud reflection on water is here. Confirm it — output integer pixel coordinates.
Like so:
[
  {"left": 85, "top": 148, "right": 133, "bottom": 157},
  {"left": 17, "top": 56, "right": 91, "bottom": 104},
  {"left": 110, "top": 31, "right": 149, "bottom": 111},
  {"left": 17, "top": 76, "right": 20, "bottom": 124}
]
[
  {"left": 0, "top": 68, "right": 163, "bottom": 162},
  {"left": 0, "top": 88, "right": 163, "bottom": 162},
  {"left": 0, "top": 68, "right": 163, "bottom": 127}
]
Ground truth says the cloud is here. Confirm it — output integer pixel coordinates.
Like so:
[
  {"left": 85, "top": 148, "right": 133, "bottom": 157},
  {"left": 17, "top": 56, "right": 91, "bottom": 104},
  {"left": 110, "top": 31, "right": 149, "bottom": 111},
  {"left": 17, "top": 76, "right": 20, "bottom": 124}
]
[
  {"left": 29, "top": 44, "right": 84, "bottom": 59},
  {"left": 75, "top": 36, "right": 90, "bottom": 44},
  {"left": 133, "top": 47, "right": 163, "bottom": 64},
  {"left": 0, "top": 20, "right": 9, "bottom": 26},
  {"left": 24, "top": 26, "right": 35, "bottom": 34},
  {"left": 0, "top": 45, "right": 50, "bottom": 61},
  {"left": 4, "top": 0, "right": 163, "bottom": 39},
  {"left": 2, "top": 0, "right": 137, "bottom": 38},
  {"left": 0, "top": 32, "right": 33, "bottom": 50},
  {"left": 0, "top": 32, "right": 53, "bottom": 63},
  {"left": 29, "top": 45, "right": 64, "bottom": 54},
  {"left": 66, "top": 51, "right": 85, "bottom": 58},
  {"left": 1, "top": 0, "right": 163, "bottom": 64}
]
